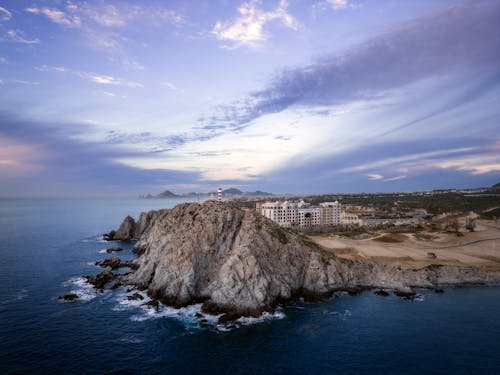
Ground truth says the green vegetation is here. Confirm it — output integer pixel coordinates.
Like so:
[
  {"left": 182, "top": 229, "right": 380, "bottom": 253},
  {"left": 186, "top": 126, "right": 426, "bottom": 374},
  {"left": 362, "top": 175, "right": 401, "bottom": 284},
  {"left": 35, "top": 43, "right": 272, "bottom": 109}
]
[
  {"left": 305, "top": 191, "right": 500, "bottom": 215},
  {"left": 480, "top": 208, "right": 500, "bottom": 220},
  {"left": 269, "top": 227, "right": 289, "bottom": 244}
]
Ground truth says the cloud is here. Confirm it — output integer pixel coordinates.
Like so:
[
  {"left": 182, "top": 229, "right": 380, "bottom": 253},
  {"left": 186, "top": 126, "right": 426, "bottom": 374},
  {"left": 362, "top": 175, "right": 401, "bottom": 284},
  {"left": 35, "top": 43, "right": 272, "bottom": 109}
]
[
  {"left": 3, "top": 30, "right": 40, "bottom": 44},
  {"left": 10, "top": 80, "right": 40, "bottom": 85},
  {"left": 0, "top": 57, "right": 7, "bottom": 64},
  {"left": 0, "top": 6, "right": 12, "bottom": 21},
  {"left": 25, "top": 6, "right": 82, "bottom": 27},
  {"left": 326, "top": 0, "right": 349, "bottom": 10},
  {"left": 161, "top": 82, "right": 180, "bottom": 91},
  {"left": 383, "top": 175, "right": 407, "bottom": 182},
  {"left": 81, "top": 4, "right": 125, "bottom": 27},
  {"left": 0, "top": 112, "right": 199, "bottom": 196},
  {"left": 26, "top": 3, "right": 184, "bottom": 29},
  {"left": 209, "top": 1, "right": 500, "bottom": 129},
  {"left": 247, "top": 138, "right": 500, "bottom": 193},
  {"left": 367, "top": 173, "right": 406, "bottom": 182},
  {"left": 366, "top": 173, "right": 383, "bottom": 180},
  {"left": 35, "top": 65, "right": 143, "bottom": 88},
  {"left": 212, "top": 0, "right": 300, "bottom": 48}
]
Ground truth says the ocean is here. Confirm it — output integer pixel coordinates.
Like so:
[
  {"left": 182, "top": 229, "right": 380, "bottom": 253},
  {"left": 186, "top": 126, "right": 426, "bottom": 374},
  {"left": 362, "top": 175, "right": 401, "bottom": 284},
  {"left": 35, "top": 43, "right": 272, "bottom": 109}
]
[{"left": 0, "top": 198, "right": 499, "bottom": 374}]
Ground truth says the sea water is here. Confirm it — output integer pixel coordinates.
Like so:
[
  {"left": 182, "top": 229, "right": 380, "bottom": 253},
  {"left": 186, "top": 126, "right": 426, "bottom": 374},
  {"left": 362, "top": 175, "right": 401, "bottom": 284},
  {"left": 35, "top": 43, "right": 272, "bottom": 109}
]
[{"left": 0, "top": 198, "right": 499, "bottom": 374}]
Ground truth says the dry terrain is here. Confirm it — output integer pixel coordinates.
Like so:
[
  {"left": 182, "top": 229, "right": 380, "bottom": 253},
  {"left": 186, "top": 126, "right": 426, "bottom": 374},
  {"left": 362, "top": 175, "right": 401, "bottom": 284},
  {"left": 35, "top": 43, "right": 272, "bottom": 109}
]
[{"left": 309, "top": 220, "right": 500, "bottom": 271}]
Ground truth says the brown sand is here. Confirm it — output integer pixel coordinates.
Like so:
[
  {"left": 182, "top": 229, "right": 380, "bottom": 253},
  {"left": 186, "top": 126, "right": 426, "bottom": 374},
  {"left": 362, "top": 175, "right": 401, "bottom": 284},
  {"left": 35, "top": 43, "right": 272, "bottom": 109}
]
[{"left": 308, "top": 220, "right": 500, "bottom": 270}]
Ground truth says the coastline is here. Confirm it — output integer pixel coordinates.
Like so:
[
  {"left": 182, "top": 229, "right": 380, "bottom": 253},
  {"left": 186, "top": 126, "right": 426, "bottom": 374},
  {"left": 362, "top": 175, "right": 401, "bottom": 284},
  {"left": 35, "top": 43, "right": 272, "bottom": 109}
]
[{"left": 96, "top": 202, "right": 500, "bottom": 322}]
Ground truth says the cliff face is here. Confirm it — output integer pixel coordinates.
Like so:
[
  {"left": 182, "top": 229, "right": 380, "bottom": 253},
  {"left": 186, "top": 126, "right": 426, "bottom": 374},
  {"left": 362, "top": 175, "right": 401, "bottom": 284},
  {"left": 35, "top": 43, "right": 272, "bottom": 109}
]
[{"left": 120, "top": 202, "right": 500, "bottom": 315}]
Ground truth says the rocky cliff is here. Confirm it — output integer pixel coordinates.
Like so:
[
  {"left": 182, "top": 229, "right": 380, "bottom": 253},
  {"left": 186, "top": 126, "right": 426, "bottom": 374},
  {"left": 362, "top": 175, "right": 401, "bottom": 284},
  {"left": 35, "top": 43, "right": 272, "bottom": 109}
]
[{"left": 115, "top": 201, "right": 500, "bottom": 317}]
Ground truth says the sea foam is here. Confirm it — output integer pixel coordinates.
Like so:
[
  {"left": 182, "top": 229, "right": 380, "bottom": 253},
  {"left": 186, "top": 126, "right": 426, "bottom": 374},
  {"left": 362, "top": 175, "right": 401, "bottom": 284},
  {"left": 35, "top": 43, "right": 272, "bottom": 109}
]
[
  {"left": 112, "top": 287, "right": 286, "bottom": 331},
  {"left": 62, "top": 276, "right": 97, "bottom": 302}
]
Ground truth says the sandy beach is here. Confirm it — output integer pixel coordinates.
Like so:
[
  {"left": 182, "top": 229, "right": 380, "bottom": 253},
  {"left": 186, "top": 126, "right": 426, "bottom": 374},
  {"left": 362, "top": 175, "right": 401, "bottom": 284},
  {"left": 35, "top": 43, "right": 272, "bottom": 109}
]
[{"left": 309, "top": 220, "right": 500, "bottom": 270}]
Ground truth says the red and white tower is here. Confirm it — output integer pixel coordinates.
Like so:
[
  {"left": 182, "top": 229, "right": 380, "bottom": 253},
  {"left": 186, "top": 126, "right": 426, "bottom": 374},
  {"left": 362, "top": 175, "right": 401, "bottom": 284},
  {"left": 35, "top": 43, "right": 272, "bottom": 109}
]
[{"left": 217, "top": 188, "right": 222, "bottom": 202}]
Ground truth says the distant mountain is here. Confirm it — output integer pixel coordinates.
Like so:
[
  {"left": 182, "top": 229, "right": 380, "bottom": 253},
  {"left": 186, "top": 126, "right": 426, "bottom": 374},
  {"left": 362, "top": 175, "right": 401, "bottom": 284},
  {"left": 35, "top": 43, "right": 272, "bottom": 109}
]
[
  {"left": 222, "top": 188, "right": 243, "bottom": 195},
  {"left": 157, "top": 190, "right": 178, "bottom": 198},
  {"left": 140, "top": 190, "right": 180, "bottom": 199},
  {"left": 140, "top": 188, "right": 274, "bottom": 199}
]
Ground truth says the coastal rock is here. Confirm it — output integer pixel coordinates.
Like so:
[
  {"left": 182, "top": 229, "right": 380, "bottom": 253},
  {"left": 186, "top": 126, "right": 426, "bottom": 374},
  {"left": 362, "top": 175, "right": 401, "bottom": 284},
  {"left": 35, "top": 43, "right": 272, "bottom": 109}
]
[
  {"left": 142, "top": 300, "right": 159, "bottom": 311},
  {"left": 58, "top": 293, "right": 79, "bottom": 301},
  {"left": 118, "top": 201, "right": 500, "bottom": 317},
  {"left": 127, "top": 292, "right": 144, "bottom": 301},
  {"left": 374, "top": 289, "right": 390, "bottom": 297},
  {"left": 86, "top": 268, "right": 116, "bottom": 290},
  {"left": 95, "top": 257, "right": 122, "bottom": 270},
  {"left": 103, "top": 230, "right": 116, "bottom": 241},
  {"left": 113, "top": 216, "right": 136, "bottom": 241},
  {"left": 106, "top": 247, "right": 123, "bottom": 253}
]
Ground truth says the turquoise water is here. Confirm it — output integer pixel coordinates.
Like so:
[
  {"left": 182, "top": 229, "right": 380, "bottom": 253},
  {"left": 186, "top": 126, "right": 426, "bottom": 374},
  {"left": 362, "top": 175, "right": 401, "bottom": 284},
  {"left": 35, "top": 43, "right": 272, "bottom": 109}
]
[{"left": 0, "top": 198, "right": 499, "bottom": 374}]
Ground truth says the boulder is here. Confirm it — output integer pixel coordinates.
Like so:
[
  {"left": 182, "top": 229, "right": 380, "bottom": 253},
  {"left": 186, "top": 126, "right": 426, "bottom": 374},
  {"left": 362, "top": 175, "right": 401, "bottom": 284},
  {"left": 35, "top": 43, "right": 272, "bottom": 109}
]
[
  {"left": 58, "top": 293, "right": 79, "bottom": 301},
  {"left": 106, "top": 247, "right": 123, "bottom": 253},
  {"left": 374, "top": 289, "right": 390, "bottom": 297},
  {"left": 86, "top": 268, "right": 116, "bottom": 290},
  {"left": 95, "top": 257, "right": 122, "bottom": 270},
  {"left": 113, "top": 216, "right": 136, "bottom": 241}
]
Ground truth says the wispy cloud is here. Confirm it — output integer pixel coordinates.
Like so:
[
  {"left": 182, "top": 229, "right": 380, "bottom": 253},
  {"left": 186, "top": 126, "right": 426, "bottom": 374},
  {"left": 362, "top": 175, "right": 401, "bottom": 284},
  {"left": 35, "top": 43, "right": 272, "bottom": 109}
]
[
  {"left": 383, "top": 175, "right": 407, "bottom": 182},
  {"left": 0, "top": 57, "right": 7, "bottom": 64},
  {"left": 326, "top": 0, "right": 349, "bottom": 10},
  {"left": 0, "top": 112, "right": 199, "bottom": 196},
  {"left": 35, "top": 65, "right": 143, "bottom": 88},
  {"left": 207, "top": 1, "right": 500, "bottom": 130},
  {"left": 212, "top": 0, "right": 300, "bottom": 48},
  {"left": 161, "top": 82, "right": 180, "bottom": 91},
  {"left": 342, "top": 147, "right": 479, "bottom": 174},
  {"left": 23, "top": 3, "right": 183, "bottom": 70},
  {"left": 0, "top": 6, "right": 12, "bottom": 21},
  {"left": 78, "top": 4, "right": 125, "bottom": 27},
  {"left": 3, "top": 30, "right": 40, "bottom": 44},
  {"left": 10, "top": 80, "right": 40, "bottom": 85},
  {"left": 366, "top": 173, "right": 383, "bottom": 180},
  {"left": 25, "top": 3, "right": 184, "bottom": 29},
  {"left": 433, "top": 156, "right": 500, "bottom": 175},
  {"left": 25, "top": 6, "right": 81, "bottom": 28}
]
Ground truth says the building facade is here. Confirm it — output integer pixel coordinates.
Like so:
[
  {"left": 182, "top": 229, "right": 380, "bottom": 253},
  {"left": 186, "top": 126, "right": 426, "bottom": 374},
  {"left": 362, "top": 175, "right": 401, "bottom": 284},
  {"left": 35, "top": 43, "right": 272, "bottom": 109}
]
[{"left": 259, "top": 200, "right": 342, "bottom": 228}]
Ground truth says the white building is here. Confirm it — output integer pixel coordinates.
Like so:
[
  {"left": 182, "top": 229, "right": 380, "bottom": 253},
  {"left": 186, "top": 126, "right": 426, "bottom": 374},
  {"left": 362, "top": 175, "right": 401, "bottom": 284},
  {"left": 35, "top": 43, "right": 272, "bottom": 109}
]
[
  {"left": 259, "top": 200, "right": 341, "bottom": 228},
  {"left": 319, "top": 202, "right": 342, "bottom": 226},
  {"left": 341, "top": 212, "right": 362, "bottom": 225}
]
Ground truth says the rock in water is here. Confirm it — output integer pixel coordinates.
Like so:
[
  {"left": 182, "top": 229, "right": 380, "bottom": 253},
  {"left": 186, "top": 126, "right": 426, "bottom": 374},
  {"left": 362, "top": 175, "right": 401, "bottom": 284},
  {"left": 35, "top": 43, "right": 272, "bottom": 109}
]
[
  {"left": 113, "top": 216, "right": 136, "bottom": 241},
  {"left": 58, "top": 293, "right": 79, "bottom": 301},
  {"left": 106, "top": 247, "right": 123, "bottom": 253},
  {"left": 119, "top": 201, "right": 500, "bottom": 318}
]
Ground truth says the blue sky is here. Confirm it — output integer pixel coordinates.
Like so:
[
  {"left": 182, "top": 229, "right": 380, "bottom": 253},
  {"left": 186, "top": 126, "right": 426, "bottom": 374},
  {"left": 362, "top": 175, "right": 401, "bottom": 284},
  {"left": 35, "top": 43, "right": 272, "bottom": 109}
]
[{"left": 0, "top": 0, "right": 499, "bottom": 196}]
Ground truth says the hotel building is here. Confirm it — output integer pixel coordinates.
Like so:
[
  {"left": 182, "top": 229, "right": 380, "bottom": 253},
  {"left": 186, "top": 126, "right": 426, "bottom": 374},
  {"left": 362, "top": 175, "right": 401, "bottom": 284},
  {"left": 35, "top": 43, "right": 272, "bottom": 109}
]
[{"left": 258, "top": 200, "right": 342, "bottom": 228}]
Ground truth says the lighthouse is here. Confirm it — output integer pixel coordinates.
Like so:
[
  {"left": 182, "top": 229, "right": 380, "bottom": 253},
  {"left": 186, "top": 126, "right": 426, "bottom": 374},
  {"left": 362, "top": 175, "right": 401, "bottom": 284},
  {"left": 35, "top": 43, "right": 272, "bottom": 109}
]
[{"left": 217, "top": 188, "right": 222, "bottom": 202}]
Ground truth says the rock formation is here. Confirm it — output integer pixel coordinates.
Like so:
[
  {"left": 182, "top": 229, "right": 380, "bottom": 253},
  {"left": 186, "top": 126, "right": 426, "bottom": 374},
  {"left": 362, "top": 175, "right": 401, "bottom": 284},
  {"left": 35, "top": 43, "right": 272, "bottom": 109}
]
[{"left": 112, "top": 201, "right": 500, "bottom": 318}]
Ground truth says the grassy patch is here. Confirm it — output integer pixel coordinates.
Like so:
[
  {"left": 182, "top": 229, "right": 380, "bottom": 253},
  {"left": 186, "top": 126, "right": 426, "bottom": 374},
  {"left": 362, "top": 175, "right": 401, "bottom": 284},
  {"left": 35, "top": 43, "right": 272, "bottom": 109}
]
[
  {"left": 269, "top": 227, "right": 289, "bottom": 244},
  {"left": 480, "top": 208, "right": 500, "bottom": 220},
  {"left": 373, "top": 233, "right": 406, "bottom": 243},
  {"left": 414, "top": 232, "right": 438, "bottom": 241}
]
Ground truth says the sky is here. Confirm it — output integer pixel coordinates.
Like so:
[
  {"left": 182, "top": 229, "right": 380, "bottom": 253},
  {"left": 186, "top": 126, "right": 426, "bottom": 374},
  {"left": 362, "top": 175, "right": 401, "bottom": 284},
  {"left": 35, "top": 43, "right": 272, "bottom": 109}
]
[{"left": 0, "top": 0, "right": 499, "bottom": 197}]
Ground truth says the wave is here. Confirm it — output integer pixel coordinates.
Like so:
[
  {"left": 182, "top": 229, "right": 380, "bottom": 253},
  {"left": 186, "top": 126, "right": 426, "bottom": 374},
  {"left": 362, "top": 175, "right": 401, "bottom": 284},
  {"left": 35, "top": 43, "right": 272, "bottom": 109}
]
[
  {"left": 112, "top": 287, "right": 286, "bottom": 331},
  {"left": 1, "top": 288, "right": 29, "bottom": 305},
  {"left": 61, "top": 277, "right": 97, "bottom": 302}
]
